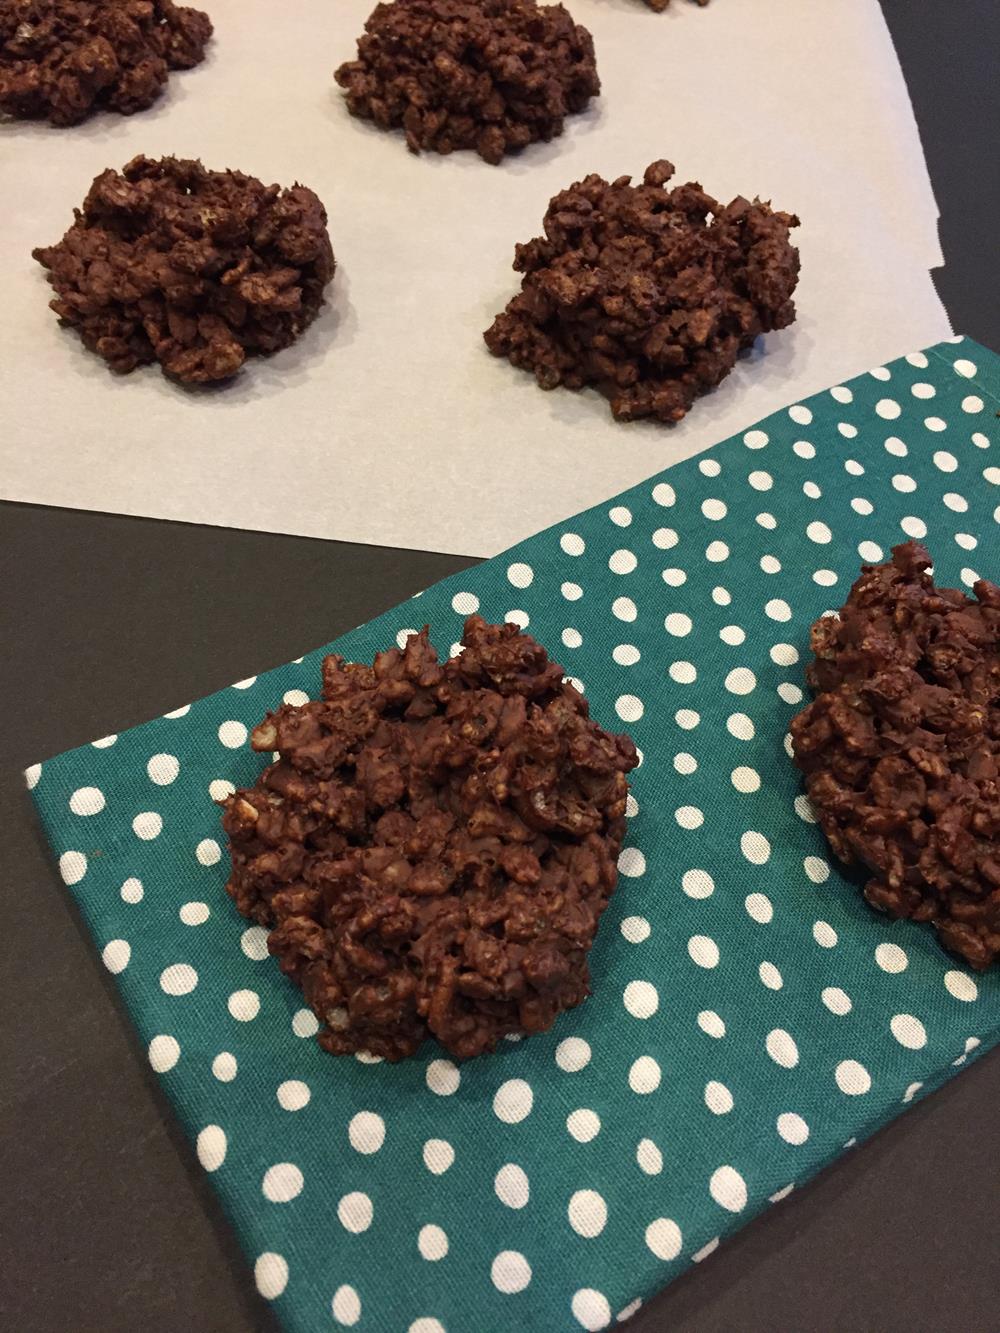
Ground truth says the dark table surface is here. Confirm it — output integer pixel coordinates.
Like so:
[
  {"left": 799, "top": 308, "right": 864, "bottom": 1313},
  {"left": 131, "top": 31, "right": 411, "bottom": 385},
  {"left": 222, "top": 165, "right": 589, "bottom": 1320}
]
[{"left": 3, "top": 3, "right": 999, "bottom": 1330}]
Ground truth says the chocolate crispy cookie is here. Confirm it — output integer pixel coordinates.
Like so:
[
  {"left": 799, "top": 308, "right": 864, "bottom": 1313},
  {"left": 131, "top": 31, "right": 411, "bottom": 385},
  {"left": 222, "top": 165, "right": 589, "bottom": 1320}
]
[
  {"left": 791, "top": 542, "right": 1000, "bottom": 971},
  {"left": 0, "top": 0, "right": 211, "bottom": 126},
  {"left": 33, "top": 155, "right": 335, "bottom": 383},
  {"left": 334, "top": 0, "right": 599, "bottom": 165},
  {"left": 222, "top": 618, "right": 638, "bottom": 1061},
  {"left": 484, "top": 160, "right": 799, "bottom": 422}
]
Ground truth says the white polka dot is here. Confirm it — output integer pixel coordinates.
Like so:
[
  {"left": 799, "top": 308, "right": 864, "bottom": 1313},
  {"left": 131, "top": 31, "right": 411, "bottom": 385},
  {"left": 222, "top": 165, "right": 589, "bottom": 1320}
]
[
  {"left": 956, "top": 532, "right": 978, "bottom": 551},
  {"left": 744, "top": 893, "right": 773, "bottom": 924},
  {"left": 567, "top": 1109, "right": 601, "bottom": 1143},
  {"left": 682, "top": 868, "right": 714, "bottom": 899},
  {"left": 675, "top": 709, "right": 700, "bottom": 729},
  {"left": 623, "top": 981, "right": 659, "bottom": 1019},
  {"left": 652, "top": 481, "right": 676, "bottom": 506},
  {"left": 218, "top": 720, "right": 248, "bottom": 749},
  {"left": 560, "top": 533, "right": 585, "bottom": 556},
  {"left": 851, "top": 497, "right": 874, "bottom": 516},
  {"left": 662, "top": 567, "right": 687, "bottom": 586},
  {"left": 812, "top": 921, "right": 837, "bottom": 948},
  {"left": 875, "top": 942, "right": 908, "bottom": 973},
  {"left": 415, "top": 1224, "right": 448, "bottom": 1262},
  {"left": 953, "top": 358, "right": 977, "bottom": 378},
  {"left": 688, "top": 935, "right": 719, "bottom": 968},
  {"left": 759, "top": 962, "right": 783, "bottom": 990},
  {"left": 213, "top": 1051, "right": 237, "bottom": 1082},
  {"left": 160, "top": 963, "right": 197, "bottom": 996},
  {"left": 491, "top": 1251, "right": 531, "bottom": 1294},
  {"left": 705, "top": 1081, "right": 734, "bottom": 1115},
  {"left": 944, "top": 971, "right": 978, "bottom": 1001},
  {"left": 727, "top": 713, "right": 755, "bottom": 740},
  {"left": 332, "top": 1285, "right": 361, "bottom": 1326},
  {"left": 725, "top": 668, "right": 756, "bottom": 696},
  {"left": 24, "top": 763, "right": 41, "bottom": 790},
  {"left": 838, "top": 422, "right": 858, "bottom": 439},
  {"left": 744, "top": 429, "right": 769, "bottom": 449},
  {"left": 720, "top": 625, "right": 746, "bottom": 645},
  {"left": 901, "top": 515, "right": 928, "bottom": 538},
  {"left": 629, "top": 1057, "right": 661, "bottom": 1094},
  {"left": 254, "top": 1253, "right": 288, "bottom": 1301},
  {"left": 777, "top": 1113, "right": 809, "bottom": 1145},
  {"left": 179, "top": 901, "right": 210, "bottom": 926},
  {"left": 962, "top": 395, "right": 984, "bottom": 414},
  {"left": 148, "top": 1035, "right": 180, "bottom": 1072},
  {"left": 802, "top": 482, "right": 822, "bottom": 500},
  {"left": 507, "top": 562, "right": 534, "bottom": 588},
  {"left": 92, "top": 732, "right": 119, "bottom": 746},
  {"left": 675, "top": 805, "right": 703, "bottom": 829},
  {"left": 709, "top": 1165, "right": 747, "bottom": 1212},
  {"left": 636, "top": 1138, "right": 663, "bottom": 1174},
  {"left": 669, "top": 661, "right": 696, "bottom": 685},
  {"left": 830, "top": 384, "right": 854, "bottom": 403},
  {"left": 612, "top": 643, "right": 640, "bottom": 666},
  {"left": 132, "top": 811, "right": 162, "bottom": 840},
  {"left": 766, "top": 1029, "right": 799, "bottom": 1068},
  {"left": 228, "top": 989, "right": 259, "bottom": 1020},
  {"left": 70, "top": 786, "right": 105, "bottom": 816},
  {"left": 906, "top": 351, "right": 929, "bottom": 368},
  {"left": 621, "top": 915, "right": 651, "bottom": 943},
  {"left": 495, "top": 1164, "right": 530, "bottom": 1209},
  {"left": 732, "top": 766, "right": 761, "bottom": 793},
  {"left": 263, "top": 1162, "right": 303, "bottom": 1203},
  {"left": 615, "top": 694, "right": 644, "bottom": 722},
  {"left": 822, "top": 987, "right": 852, "bottom": 1016},
  {"left": 789, "top": 404, "right": 813, "bottom": 425},
  {"left": 561, "top": 628, "right": 582, "bottom": 650},
  {"left": 556, "top": 1037, "right": 591, "bottom": 1072},
  {"left": 910, "top": 382, "right": 935, "bottom": 400},
  {"left": 645, "top": 1217, "right": 683, "bottom": 1260},
  {"left": 702, "top": 499, "right": 727, "bottom": 521},
  {"left": 147, "top": 753, "right": 180, "bottom": 786},
  {"left": 698, "top": 1011, "right": 726, "bottom": 1038},
  {"left": 568, "top": 1190, "right": 607, "bottom": 1238},
  {"left": 858, "top": 541, "right": 884, "bottom": 562},
  {"left": 426, "top": 1059, "right": 460, "bottom": 1095},
  {"left": 806, "top": 521, "right": 832, "bottom": 545},
  {"left": 876, "top": 398, "right": 901, "bottom": 420},
  {"left": 562, "top": 582, "right": 583, "bottom": 601},
  {"left": 835, "top": 1060, "right": 871, "bottom": 1095},
  {"left": 292, "top": 1008, "right": 318, "bottom": 1038},
  {"left": 771, "top": 643, "right": 799, "bottom": 666},
  {"left": 408, "top": 1322, "right": 445, "bottom": 1333},
  {"left": 813, "top": 569, "right": 837, "bottom": 586},
  {"left": 794, "top": 795, "right": 817, "bottom": 823},
  {"left": 566, "top": 676, "right": 585, "bottom": 694},
  {"left": 885, "top": 436, "right": 908, "bottom": 459},
  {"left": 712, "top": 585, "right": 732, "bottom": 606},
  {"left": 609, "top": 549, "right": 637, "bottom": 575},
  {"left": 235, "top": 927, "right": 268, "bottom": 961},
  {"left": 961, "top": 567, "right": 982, "bottom": 588},
  {"left": 194, "top": 836, "right": 221, "bottom": 866},
  {"left": 571, "top": 1288, "right": 610, "bottom": 1330},
  {"left": 932, "top": 450, "right": 958, "bottom": 474},
  {"left": 762, "top": 597, "right": 791, "bottom": 623},
  {"left": 902, "top": 1082, "right": 923, "bottom": 1105},
  {"left": 423, "top": 1139, "right": 454, "bottom": 1174},
  {"left": 665, "top": 613, "right": 693, "bottom": 638},
  {"left": 925, "top": 416, "right": 947, "bottom": 432},
  {"left": 209, "top": 779, "right": 235, "bottom": 802},
  {"left": 505, "top": 609, "right": 529, "bottom": 630},
  {"left": 652, "top": 527, "right": 678, "bottom": 550},
  {"left": 232, "top": 676, "right": 257, "bottom": 690},
  {"left": 741, "top": 831, "right": 770, "bottom": 864},
  {"left": 893, "top": 472, "right": 919, "bottom": 494},
  {"left": 890, "top": 1014, "right": 927, "bottom": 1050},
  {"left": 349, "top": 1111, "right": 385, "bottom": 1153},
  {"left": 612, "top": 596, "right": 637, "bottom": 622},
  {"left": 494, "top": 1079, "right": 533, "bottom": 1123},
  {"left": 803, "top": 856, "right": 830, "bottom": 885},
  {"left": 197, "top": 1125, "right": 227, "bottom": 1172},
  {"left": 975, "top": 433, "right": 991, "bottom": 449},
  {"left": 792, "top": 440, "right": 816, "bottom": 459},
  {"left": 699, "top": 457, "right": 721, "bottom": 476},
  {"left": 748, "top": 470, "right": 773, "bottom": 492},
  {"left": 338, "top": 1192, "right": 373, "bottom": 1233}
]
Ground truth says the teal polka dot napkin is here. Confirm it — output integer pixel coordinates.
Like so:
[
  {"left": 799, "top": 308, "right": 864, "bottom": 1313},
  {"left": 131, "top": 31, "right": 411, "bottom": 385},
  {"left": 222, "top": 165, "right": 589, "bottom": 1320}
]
[{"left": 28, "top": 336, "right": 1000, "bottom": 1333}]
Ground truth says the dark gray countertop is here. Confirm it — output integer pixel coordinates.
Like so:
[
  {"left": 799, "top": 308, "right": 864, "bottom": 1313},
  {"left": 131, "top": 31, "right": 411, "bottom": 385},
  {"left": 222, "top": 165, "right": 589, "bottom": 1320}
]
[{"left": 2, "top": 3, "right": 998, "bottom": 1330}]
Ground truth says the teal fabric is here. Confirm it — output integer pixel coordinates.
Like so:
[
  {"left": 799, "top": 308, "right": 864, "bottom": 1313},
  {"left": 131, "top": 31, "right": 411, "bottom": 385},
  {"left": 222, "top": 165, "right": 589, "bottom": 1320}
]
[{"left": 28, "top": 336, "right": 1000, "bottom": 1333}]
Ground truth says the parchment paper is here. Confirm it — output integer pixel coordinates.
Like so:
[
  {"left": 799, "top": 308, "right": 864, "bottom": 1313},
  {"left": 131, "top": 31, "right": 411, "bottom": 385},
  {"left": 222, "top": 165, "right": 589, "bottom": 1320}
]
[{"left": 0, "top": 0, "right": 950, "bottom": 556}]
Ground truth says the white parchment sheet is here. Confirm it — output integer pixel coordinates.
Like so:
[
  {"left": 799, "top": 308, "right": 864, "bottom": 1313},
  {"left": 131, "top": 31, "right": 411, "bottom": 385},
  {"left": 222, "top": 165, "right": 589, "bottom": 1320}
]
[{"left": 0, "top": 0, "right": 950, "bottom": 556}]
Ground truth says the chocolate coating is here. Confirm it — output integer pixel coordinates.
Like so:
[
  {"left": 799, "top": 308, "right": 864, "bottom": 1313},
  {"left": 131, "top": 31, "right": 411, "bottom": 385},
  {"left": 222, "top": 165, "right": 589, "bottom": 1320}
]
[
  {"left": 33, "top": 155, "right": 335, "bottom": 383},
  {"left": 484, "top": 160, "right": 799, "bottom": 422},
  {"left": 791, "top": 542, "right": 1000, "bottom": 971},
  {"left": 222, "top": 617, "right": 638, "bottom": 1060},
  {"left": 335, "top": 0, "right": 599, "bottom": 165},
  {"left": 0, "top": 0, "right": 211, "bottom": 126}
]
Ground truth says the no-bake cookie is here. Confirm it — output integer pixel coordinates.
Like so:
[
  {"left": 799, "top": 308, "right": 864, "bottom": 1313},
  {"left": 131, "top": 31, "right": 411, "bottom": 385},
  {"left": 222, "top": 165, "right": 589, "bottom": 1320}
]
[
  {"left": 0, "top": 0, "right": 211, "bottom": 126},
  {"left": 33, "top": 155, "right": 335, "bottom": 383},
  {"left": 484, "top": 159, "right": 799, "bottom": 422},
  {"left": 791, "top": 542, "right": 1000, "bottom": 971},
  {"left": 222, "top": 617, "right": 639, "bottom": 1061},
  {"left": 334, "top": 0, "right": 599, "bottom": 165}
]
